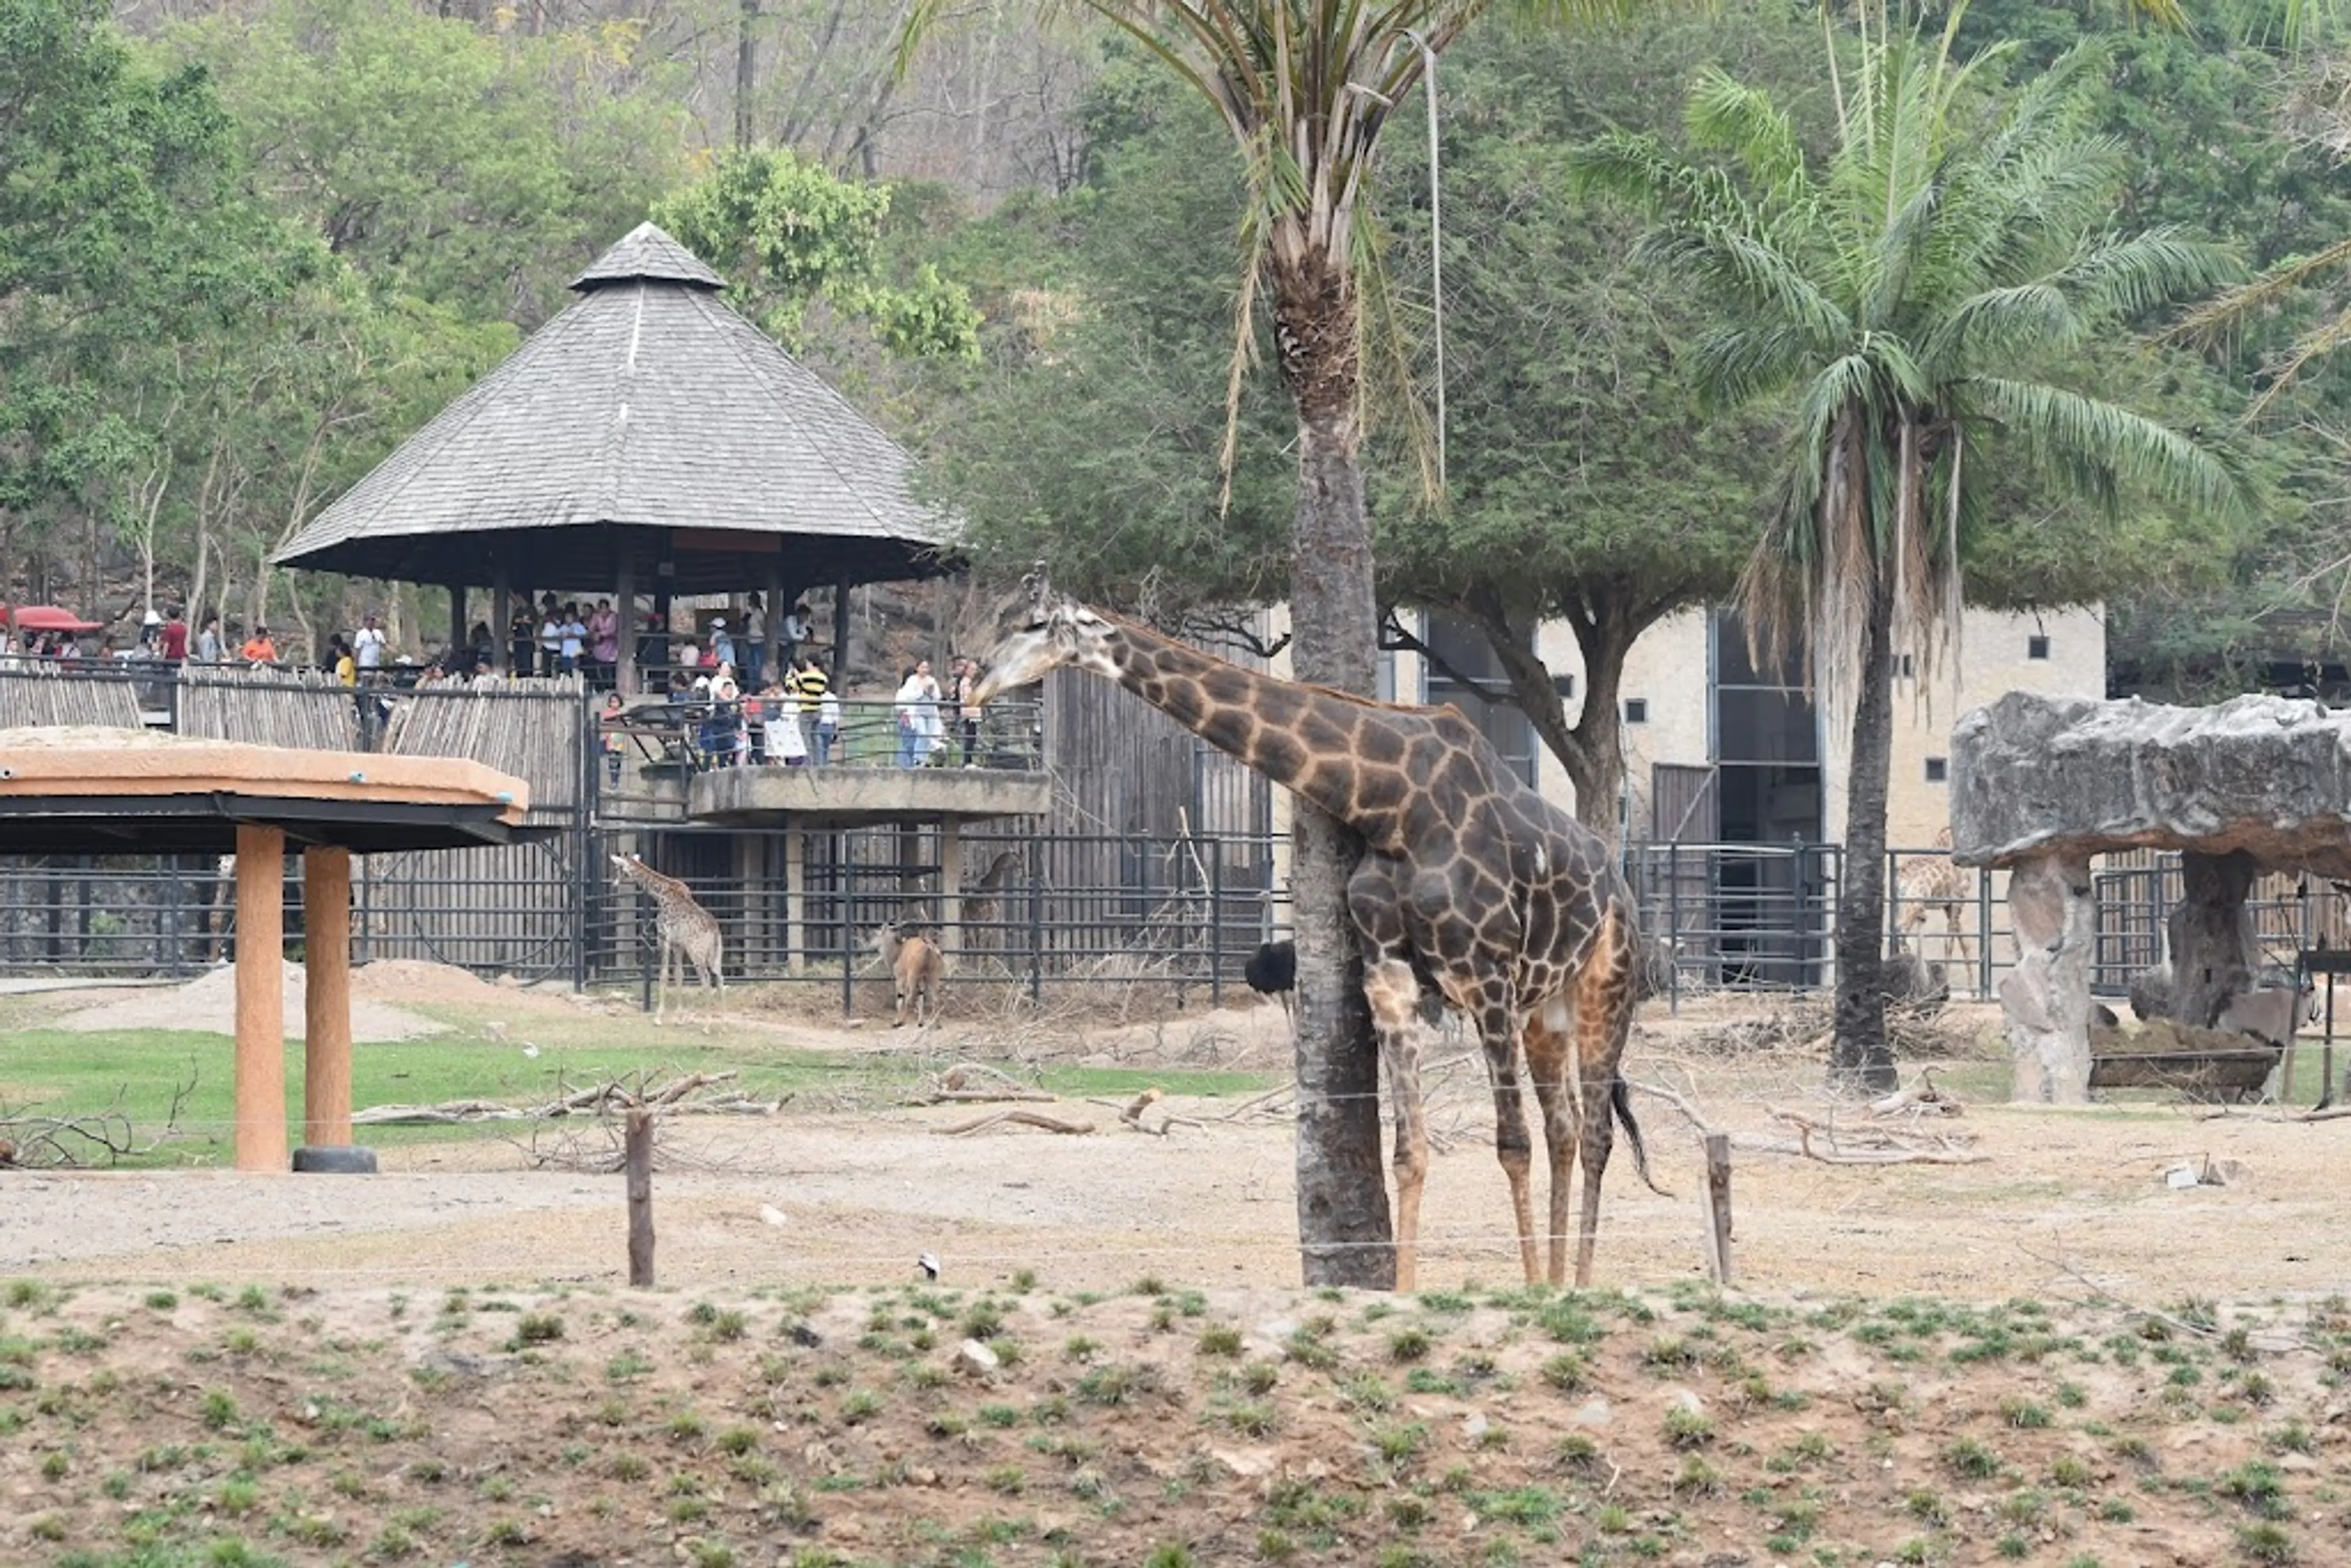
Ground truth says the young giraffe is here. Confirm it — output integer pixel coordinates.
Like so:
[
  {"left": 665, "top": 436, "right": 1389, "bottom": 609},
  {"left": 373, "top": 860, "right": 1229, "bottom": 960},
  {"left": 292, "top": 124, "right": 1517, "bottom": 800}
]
[
  {"left": 611, "top": 852, "right": 724, "bottom": 1021},
  {"left": 1894, "top": 828, "right": 1976, "bottom": 986},
  {"left": 975, "top": 576, "right": 1662, "bottom": 1289}
]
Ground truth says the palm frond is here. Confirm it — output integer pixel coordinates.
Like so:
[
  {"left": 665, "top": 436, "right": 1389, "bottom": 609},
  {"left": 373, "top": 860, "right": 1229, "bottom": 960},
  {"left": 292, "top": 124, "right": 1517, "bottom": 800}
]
[
  {"left": 2169, "top": 232, "right": 2351, "bottom": 347},
  {"left": 1633, "top": 225, "right": 1850, "bottom": 342},
  {"left": 1965, "top": 376, "right": 2249, "bottom": 519},
  {"left": 1685, "top": 66, "right": 1807, "bottom": 194}
]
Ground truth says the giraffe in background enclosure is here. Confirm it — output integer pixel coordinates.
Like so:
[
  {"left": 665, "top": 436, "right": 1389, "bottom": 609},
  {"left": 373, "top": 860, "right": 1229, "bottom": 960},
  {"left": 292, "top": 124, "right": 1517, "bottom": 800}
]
[
  {"left": 611, "top": 852, "right": 723, "bottom": 1021},
  {"left": 974, "top": 572, "right": 1663, "bottom": 1289},
  {"left": 1895, "top": 828, "right": 1977, "bottom": 988}
]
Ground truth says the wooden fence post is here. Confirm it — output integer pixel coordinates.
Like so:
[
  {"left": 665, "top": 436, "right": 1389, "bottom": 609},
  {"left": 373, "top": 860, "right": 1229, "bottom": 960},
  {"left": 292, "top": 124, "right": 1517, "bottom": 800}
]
[
  {"left": 1701, "top": 1132, "right": 1733, "bottom": 1285},
  {"left": 626, "top": 1108, "right": 656, "bottom": 1287}
]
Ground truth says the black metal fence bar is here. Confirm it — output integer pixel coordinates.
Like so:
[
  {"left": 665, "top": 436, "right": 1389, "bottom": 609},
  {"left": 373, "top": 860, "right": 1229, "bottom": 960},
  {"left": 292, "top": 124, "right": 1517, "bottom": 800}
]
[{"left": 2, "top": 822, "right": 2339, "bottom": 1001}]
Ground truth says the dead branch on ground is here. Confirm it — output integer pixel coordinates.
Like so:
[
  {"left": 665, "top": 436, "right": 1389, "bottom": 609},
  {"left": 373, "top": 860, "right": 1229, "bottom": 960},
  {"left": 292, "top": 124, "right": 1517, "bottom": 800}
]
[
  {"left": 937, "top": 1109, "right": 1095, "bottom": 1136},
  {"left": 1764, "top": 1106, "right": 1987, "bottom": 1165},
  {"left": 0, "top": 1073, "right": 196, "bottom": 1168},
  {"left": 356, "top": 1070, "right": 777, "bottom": 1125}
]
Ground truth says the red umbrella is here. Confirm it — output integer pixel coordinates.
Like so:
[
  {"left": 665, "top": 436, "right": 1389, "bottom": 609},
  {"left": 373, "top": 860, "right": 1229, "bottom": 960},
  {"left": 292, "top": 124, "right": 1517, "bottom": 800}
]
[{"left": 4, "top": 605, "right": 103, "bottom": 633}]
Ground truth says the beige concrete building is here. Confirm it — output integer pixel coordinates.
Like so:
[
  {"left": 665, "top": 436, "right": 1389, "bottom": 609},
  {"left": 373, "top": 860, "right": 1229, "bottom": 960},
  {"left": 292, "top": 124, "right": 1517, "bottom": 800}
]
[{"left": 1370, "top": 602, "right": 2105, "bottom": 852}]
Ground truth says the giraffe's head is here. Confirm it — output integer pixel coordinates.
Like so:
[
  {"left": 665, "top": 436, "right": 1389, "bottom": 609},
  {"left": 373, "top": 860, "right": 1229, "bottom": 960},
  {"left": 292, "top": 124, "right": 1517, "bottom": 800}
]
[
  {"left": 971, "top": 566, "right": 1117, "bottom": 703},
  {"left": 610, "top": 851, "right": 644, "bottom": 881}
]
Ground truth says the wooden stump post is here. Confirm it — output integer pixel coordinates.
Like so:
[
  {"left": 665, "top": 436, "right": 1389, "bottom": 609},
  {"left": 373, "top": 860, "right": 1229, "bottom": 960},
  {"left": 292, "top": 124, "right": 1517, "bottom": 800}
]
[
  {"left": 232, "top": 823, "right": 288, "bottom": 1173},
  {"left": 302, "top": 846, "right": 354, "bottom": 1149},
  {"left": 626, "top": 1108, "right": 655, "bottom": 1286},
  {"left": 1701, "top": 1132, "right": 1733, "bottom": 1285}
]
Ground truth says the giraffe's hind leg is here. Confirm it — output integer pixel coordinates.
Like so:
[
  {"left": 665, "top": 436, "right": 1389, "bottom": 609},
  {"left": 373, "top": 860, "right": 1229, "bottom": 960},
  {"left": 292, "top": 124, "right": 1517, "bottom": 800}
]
[
  {"left": 1465, "top": 982, "right": 1541, "bottom": 1286},
  {"left": 1522, "top": 1000, "right": 1577, "bottom": 1288},
  {"left": 1362, "top": 956, "right": 1430, "bottom": 1291},
  {"left": 1569, "top": 906, "right": 1640, "bottom": 1286}
]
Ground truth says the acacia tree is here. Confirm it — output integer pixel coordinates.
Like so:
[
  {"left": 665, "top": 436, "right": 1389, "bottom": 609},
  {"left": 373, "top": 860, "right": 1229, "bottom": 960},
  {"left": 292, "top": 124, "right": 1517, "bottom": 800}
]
[{"left": 1577, "top": 4, "right": 2246, "bottom": 1090}]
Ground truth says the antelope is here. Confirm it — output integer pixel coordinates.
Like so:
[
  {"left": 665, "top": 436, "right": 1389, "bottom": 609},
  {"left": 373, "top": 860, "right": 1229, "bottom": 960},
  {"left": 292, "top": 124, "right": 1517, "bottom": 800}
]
[{"left": 871, "top": 924, "right": 945, "bottom": 1028}]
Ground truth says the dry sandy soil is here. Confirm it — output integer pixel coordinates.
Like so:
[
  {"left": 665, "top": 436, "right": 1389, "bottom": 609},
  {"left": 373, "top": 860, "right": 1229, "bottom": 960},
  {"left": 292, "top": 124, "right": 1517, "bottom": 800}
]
[{"left": 2, "top": 980, "right": 2349, "bottom": 1566}]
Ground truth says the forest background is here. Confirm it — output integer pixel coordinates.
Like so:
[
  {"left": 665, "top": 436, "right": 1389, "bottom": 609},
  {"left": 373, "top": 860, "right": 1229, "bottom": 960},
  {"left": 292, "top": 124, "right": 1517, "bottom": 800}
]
[{"left": 9, "top": 0, "right": 2351, "bottom": 707}]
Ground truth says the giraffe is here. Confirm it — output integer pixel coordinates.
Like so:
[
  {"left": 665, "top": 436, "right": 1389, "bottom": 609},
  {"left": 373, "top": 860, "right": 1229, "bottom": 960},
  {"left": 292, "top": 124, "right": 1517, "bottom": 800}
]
[
  {"left": 1894, "top": 828, "right": 1976, "bottom": 989},
  {"left": 973, "top": 574, "right": 1663, "bottom": 1289},
  {"left": 611, "top": 852, "right": 724, "bottom": 1021}
]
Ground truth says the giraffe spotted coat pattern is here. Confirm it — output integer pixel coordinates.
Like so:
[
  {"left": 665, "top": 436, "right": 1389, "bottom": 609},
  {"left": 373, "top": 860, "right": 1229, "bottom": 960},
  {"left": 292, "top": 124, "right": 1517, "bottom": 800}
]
[
  {"left": 612, "top": 852, "right": 724, "bottom": 1021},
  {"left": 1895, "top": 828, "right": 1976, "bottom": 983},
  {"left": 975, "top": 577, "right": 1662, "bottom": 1289}
]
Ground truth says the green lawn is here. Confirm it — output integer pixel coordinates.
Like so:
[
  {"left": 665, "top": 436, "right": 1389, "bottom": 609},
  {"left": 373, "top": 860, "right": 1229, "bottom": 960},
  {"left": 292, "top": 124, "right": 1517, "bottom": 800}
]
[{"left": 0, "top": 1019, "right": 1280, "bottom": 1167}]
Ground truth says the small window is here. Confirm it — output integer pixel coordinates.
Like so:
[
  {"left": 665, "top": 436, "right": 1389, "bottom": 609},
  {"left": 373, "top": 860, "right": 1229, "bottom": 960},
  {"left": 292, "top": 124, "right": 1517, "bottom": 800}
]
[
  {"left": 1623, "top": 697, "right": 1649, "bottom": 724},
  {"left": 1552, "top": 672, "right": 1576, "bottom": 700},
  {"left": 2027, "top": 634, "right": 2051, "bottom": 660},
  {"left": 1892, "top": 653, "right": 1916, "bottom": 679},
  {"left": 1924, "top": 756, "right": 1949, "bottom": 783}
]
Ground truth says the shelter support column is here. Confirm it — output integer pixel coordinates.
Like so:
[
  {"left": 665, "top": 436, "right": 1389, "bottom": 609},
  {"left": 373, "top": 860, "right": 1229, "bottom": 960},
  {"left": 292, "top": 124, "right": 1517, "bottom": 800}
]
[
  {"left": 766, "top": 559, "right": 786, "bottom": 681},
  {"left": 303, "top": 847, "right": 354, "bottom": 1147},
  {"left": 832, "top": 579, "right": 852, "bottom": 679},
  {"left": 785, "top": 829, "right": 806, "bottom": 970},
  {"left": 492, "top": 560, "right": 512, "bottom": 678},
  {"left": 1998, "top": 851, "right": 2096, "bottom": 1105},
  {"left": 233, "top": 823, "right": 288, "bottom": 1172},
  {"left": 617, "top": 548, "right": 639, "bottom": 698},
  {"left": 449, "top": 585, "right": 467, "bottom": 667},
  {"left": 940, "top": 819, "right": 962, "bottom": 961}
]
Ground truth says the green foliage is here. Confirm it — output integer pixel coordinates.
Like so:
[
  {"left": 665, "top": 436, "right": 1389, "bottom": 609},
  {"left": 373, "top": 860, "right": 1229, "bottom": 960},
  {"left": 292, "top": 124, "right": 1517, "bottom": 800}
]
[{"left": 654, "top": 146, "right": 979, "bottom": 360}]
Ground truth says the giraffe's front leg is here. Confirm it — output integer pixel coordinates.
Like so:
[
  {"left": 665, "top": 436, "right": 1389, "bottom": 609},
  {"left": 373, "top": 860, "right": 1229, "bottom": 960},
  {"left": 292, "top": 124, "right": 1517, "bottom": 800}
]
[{"left": 1363, "top": 956, "right": 1428, "bottom": 1292}]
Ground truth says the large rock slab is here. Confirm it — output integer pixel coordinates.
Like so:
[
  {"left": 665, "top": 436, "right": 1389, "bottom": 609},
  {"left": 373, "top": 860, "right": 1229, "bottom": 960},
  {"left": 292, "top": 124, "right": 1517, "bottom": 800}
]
[{"left": 1949, "top": 692, "right": 2351, "bottom": 876}]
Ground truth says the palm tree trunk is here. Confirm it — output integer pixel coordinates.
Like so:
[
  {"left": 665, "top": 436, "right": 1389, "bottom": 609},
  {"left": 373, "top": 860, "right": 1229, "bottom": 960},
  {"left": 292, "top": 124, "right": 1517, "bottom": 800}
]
[
  {"left": 1277, "top": 255, "right": 1393, "bottom": 1288},
  {"left": 1832, "top": 551, "right": 1899, "bottom": 1093}
]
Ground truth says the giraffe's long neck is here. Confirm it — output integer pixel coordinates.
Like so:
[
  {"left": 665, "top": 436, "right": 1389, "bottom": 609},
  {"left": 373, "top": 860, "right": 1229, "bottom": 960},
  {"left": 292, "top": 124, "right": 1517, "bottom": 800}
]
[
  {"left": 1101, "top": 617, "right": 1395, "bottom": 835},
  {"left": 624, "top": 861, "right": 690, "bottom": 904}
]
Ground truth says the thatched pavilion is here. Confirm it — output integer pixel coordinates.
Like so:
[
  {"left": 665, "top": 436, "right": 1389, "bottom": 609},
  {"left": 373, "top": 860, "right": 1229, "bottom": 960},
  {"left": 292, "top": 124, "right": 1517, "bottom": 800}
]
[{"left": 273, "top": 223, "right": 954, "bottom": 693}]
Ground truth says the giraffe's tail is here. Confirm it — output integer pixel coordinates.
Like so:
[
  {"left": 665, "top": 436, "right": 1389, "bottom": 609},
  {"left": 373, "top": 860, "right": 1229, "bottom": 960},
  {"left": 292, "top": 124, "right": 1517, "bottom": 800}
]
[{"left": 1611, "top": 1078, "right": 1671, "bottom": 1197}]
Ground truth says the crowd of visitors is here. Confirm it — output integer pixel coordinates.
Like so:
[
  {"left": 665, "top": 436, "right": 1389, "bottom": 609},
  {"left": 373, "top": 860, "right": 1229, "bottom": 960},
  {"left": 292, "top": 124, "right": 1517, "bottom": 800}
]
[{"left": 2, "top": 592, "right": 1003, "bottom": 780}]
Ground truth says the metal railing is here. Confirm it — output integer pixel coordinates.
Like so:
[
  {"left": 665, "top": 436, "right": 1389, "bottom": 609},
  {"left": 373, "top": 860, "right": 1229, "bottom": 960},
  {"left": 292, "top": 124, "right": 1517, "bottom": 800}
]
[{"left": 601, "top": 696, "right": 1043, "bottom": 778}]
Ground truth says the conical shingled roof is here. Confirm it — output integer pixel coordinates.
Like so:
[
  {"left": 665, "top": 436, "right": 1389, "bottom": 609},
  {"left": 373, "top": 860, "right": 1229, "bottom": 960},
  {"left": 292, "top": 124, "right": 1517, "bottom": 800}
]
[{"left": 273, "top": 223, "right": 954, "bottom": 594}]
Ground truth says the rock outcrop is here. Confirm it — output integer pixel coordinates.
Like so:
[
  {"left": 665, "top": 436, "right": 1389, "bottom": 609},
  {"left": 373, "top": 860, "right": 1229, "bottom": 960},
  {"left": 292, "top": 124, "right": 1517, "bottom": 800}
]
[{"left": 1949, "top": 692, "right": 2351, "bottom": 876}]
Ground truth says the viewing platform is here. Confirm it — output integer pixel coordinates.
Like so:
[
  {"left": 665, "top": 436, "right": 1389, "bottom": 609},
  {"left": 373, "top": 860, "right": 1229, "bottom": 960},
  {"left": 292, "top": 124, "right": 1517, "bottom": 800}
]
[{"left": 689, "top": 761, "right": 1048, "bottom": 828}]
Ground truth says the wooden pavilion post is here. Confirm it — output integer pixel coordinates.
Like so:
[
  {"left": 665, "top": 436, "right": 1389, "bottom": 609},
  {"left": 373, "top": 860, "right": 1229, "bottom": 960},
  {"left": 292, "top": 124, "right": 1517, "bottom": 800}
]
[
  {"left": 233, "top": 823, "right": 288, "bottom": 1172},
  {"left": 492, "top": 558, "right": 512, "bottom": 677},
  {"left": 832, "top": 579, "right": 852, "bottom": 680},
  {"left": 449, "top": 584, "right": 468, "bottom": 670},
  {"left": 765, "top": 559, "right": 787, "bottom": 683},
  {"left": 302, "top": 846, "right": 354, "bottom": 1148},
  {"left": 617, "top": 545, "right": 639, "bottom": 697}
]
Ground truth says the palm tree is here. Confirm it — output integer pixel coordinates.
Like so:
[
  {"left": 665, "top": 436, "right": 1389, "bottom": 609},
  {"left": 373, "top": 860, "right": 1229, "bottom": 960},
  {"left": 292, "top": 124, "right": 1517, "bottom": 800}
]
[
  {"left": 1577, "top": 2, "right": 2244, "bottom": 1091},
  {"left": 902, "top": 0, "right": 1663, "bottom": 1286}
]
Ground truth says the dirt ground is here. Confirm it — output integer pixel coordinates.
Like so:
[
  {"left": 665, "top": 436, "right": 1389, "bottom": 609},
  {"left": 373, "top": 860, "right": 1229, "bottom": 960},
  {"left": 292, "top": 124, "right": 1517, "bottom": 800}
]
[
  {"left": 6, "top": 986, "right": 2350, "bottom": 1305},
  {"left": 4, "top": 979, "right": 2349, "bottom": 1566}
]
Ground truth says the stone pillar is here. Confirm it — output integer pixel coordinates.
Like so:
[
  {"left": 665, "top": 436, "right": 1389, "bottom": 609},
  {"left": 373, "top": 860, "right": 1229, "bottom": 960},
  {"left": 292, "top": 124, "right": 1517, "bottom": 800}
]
[
  {"left": 233, "top": 823, "right": 288, "bottom": 1171},
  {"left": 733, "top": 833, "right": 763, "bottom": 970},
  {"left": 302, "top": 847, "right": 354, "bottom": 1148},
  {"left": 784, "top": 829, "right": 806, "bottom": 970},
  {"left": 1998, "top": 851, "right": 2096, "bottom": 1104},
  {"left": 939, "top": 818, "right": 963, "bottom": 960},
  {"left": 2167, "top": 850, "right": 2259, "bottom": 1027}
]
